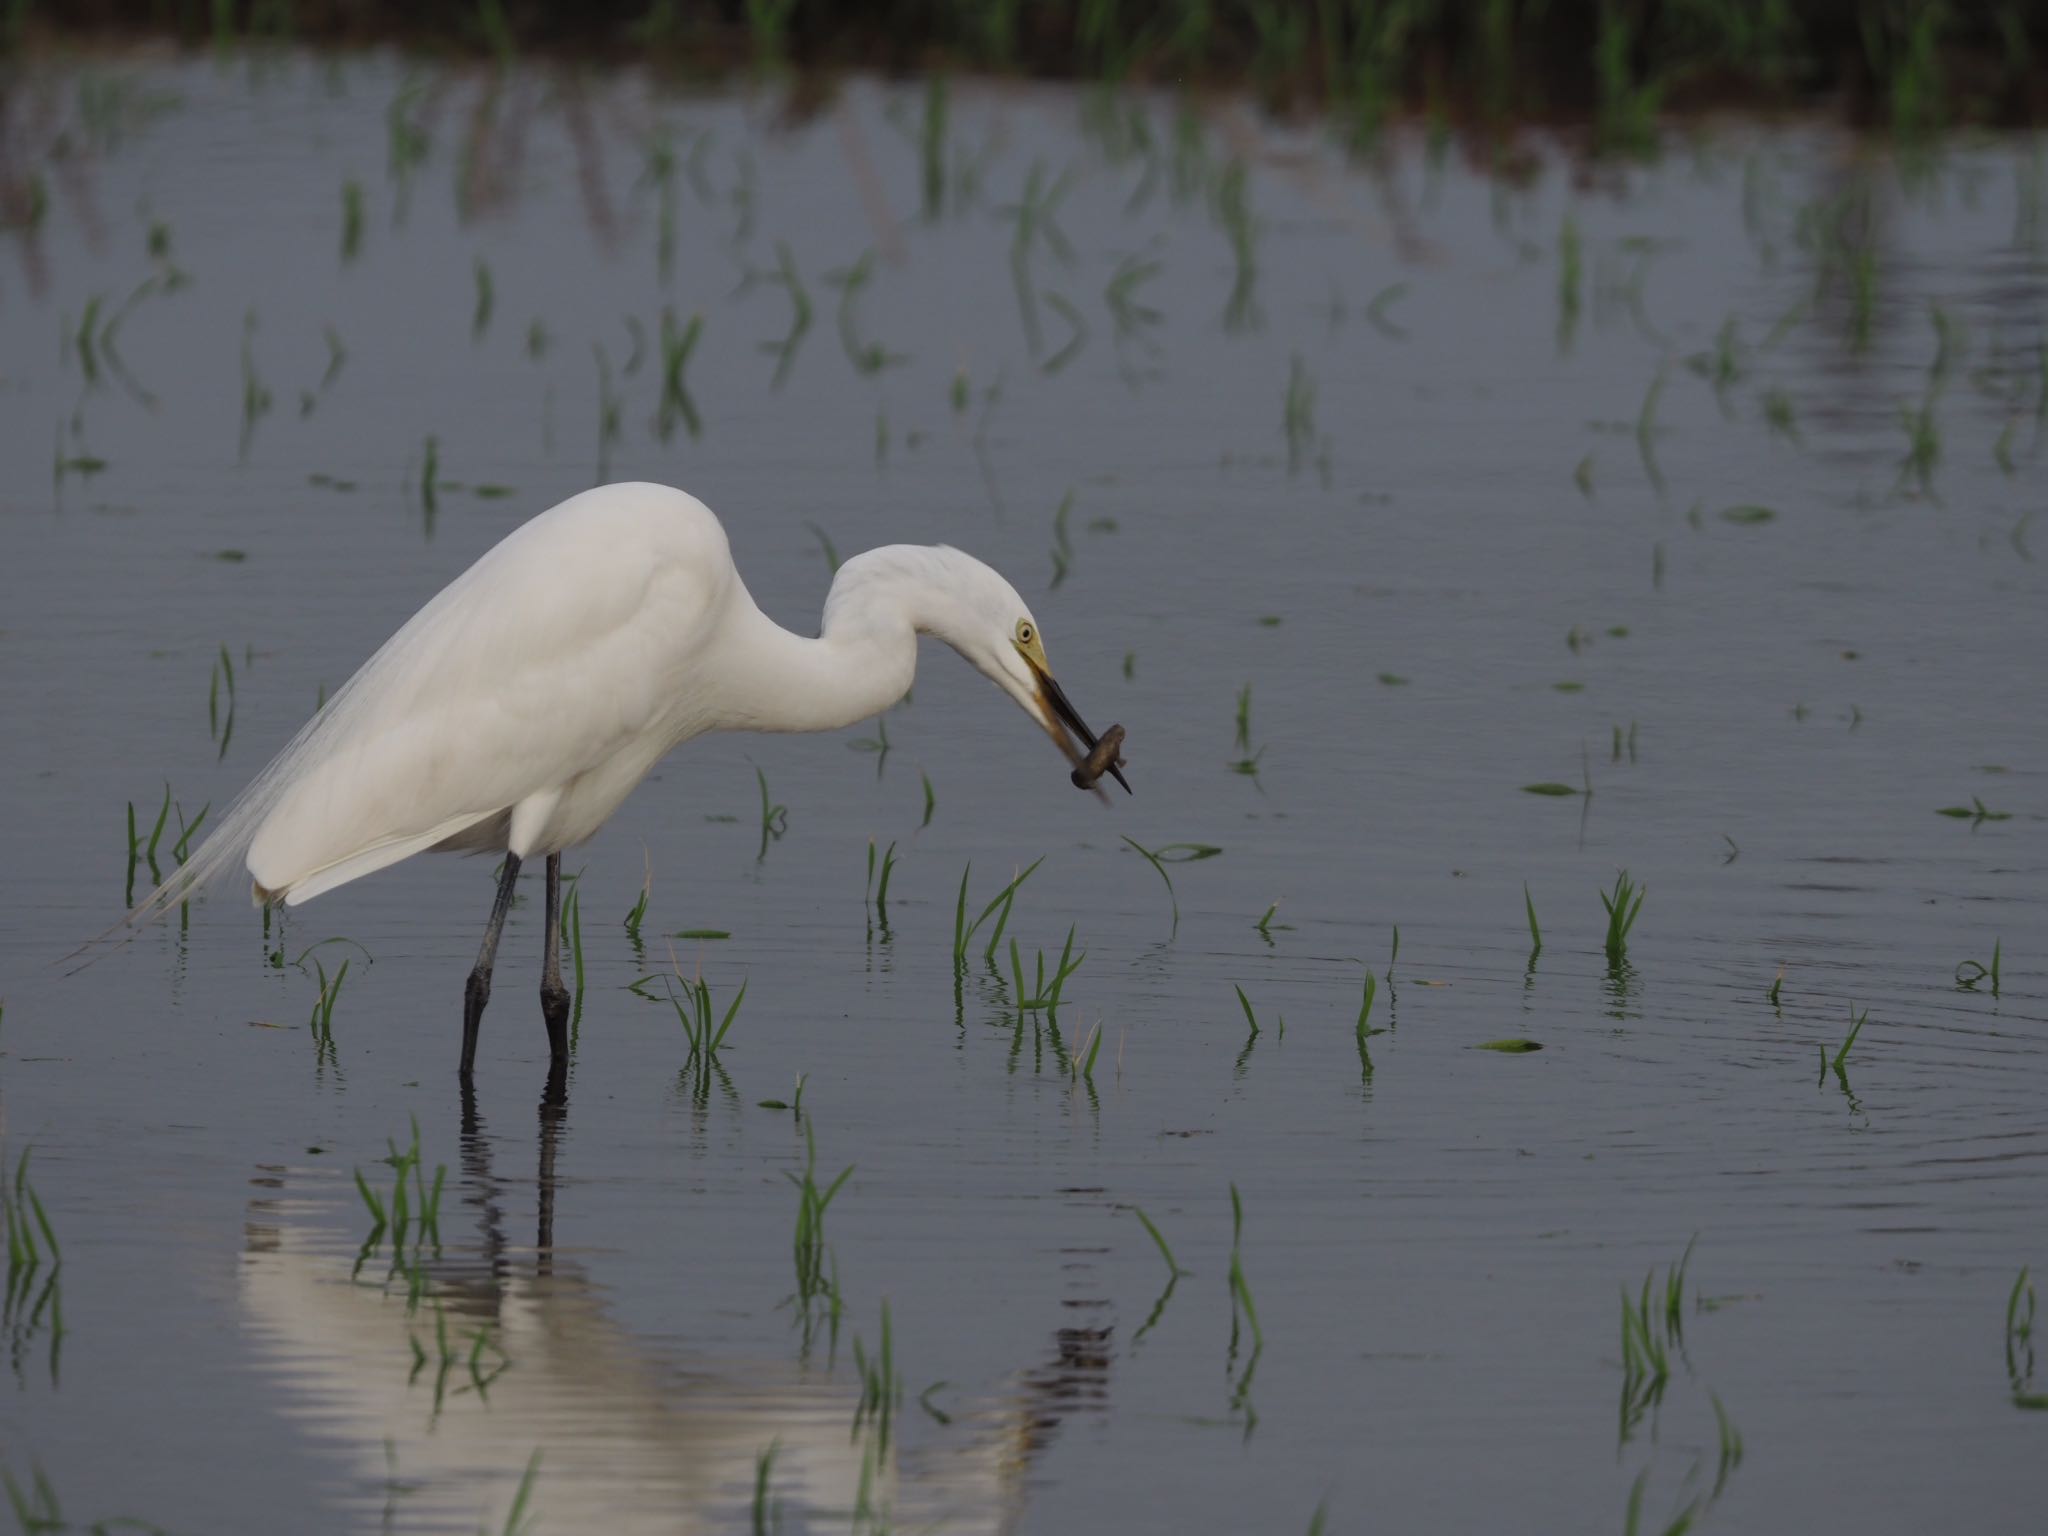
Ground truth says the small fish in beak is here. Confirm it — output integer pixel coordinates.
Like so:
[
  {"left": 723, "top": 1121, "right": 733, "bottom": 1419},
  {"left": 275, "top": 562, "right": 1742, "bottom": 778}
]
[
  {"left": 1070, "top": 723, "right": 1127, "bottom": 791},
  {"left": 1035, "top": 670, "right": 1131, "bottom": 794}
]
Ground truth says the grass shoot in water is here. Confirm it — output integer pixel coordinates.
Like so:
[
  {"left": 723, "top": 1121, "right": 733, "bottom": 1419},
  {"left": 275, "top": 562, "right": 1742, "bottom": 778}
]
[
  {"left": 124, "top": 783, "right": 173, "bottom": 901},
  {"left": 472, "top": 256, "right": 494, "bottom": 339},
  {"left": 562, "top": 876, "right": 585, "bottom": 994},
  {"left": 864, "top": 839, "right": 899, "bottom": 921},
  {"left": 1935, "top": 795, "right": 2011, "bottom": 825},
  {"left": 1635, "top": 366, "right": 1667, "bottom": 496},
  {"left": 1710, "top": 1391, "right": 1746, "bottom": 1497},
  {"left": 623, "top": 850, "right": 652, "bottom": 939},
  {"left": 1134, "top": 1207, "right": 1188, "bottom": 1279},
  {"left": 308, "top": 957, "right": 349, "bottom": 1054},
  {"left": 340, "top": 179, "right": 364, "bottom": 261},
  {"left": 1824, "top": 1005, "right": 1868, "bottom": 1086},
  {"left": 419, "top": 433, "right": 440, "bottom": 528},
  {"left": 1558, "top": 211, "right": 1582, "bottom": 345},
  {"left": 657, "top": 308, "right": 703, "bottom": 440},
  {"left": 759, "top": 240, "right": 812, "bottom": 388},
  {"left": 1131, "top": 1204, "right": 1185, "bottom": 1345},
  {"left": 1070, "top": 1020, "right": 1104, "bottom": 1086},
  {"left": 1048, "top": 489, "right": 1075, "bottom": 587},
  {"left": 1227, "top": 1182, "right": 1262, "bottom": 1350},
  {"left": 498, "top": 1449, "right": 542, "bottom": 1536},
  {"left": 1231, "top": 681, "right": 1253, "bottom": 751},
  {"left": 1600, "top": 870, "right": 1646, "bottom": 965},
  {"left": 2, "top": 1143, "right": 64, "bottom": 1383},
  {"left": 669, "top": 968, "right": 746, "bottom": 1067},
  {"left": 1356, "top": 969, "right": 1382, "bottom": 1042},
  {"left": 1118, "top": 837, "right": 1218, "bottom": 939},
  {"left": 238, "top": 310, "right": 271, "bottom": 458},
  {"left": 1283, "top": 354, "right": 1316, "bottom": 471},
  {"left": 786, "top": 1120, "right": 852, "bottom": 1344},
  {"left": 1617, "top": 1266, "right": 1677, "bottom": 1444},
  {"left": 1954, "top": 938, "right": 2001, "bottom": 995},
  {"left": 2007, "top": 1267, "right": 2043, "bottom": 1409},
  {"left": 2, "top": 1148, "right": 60, "bottom": 1279},
  {"left": 751, "top": 1443, "right": 782, "bottom": 1536},
  {"left": 756, "top": 1073, "right": 808, "bottom": 1115},
  {"left": 1008, "top": 928, "right": 1084, "bottom": 1012},
  {"left": 169, "top": 800, "right": 209, "bottom": 868},
  {"left": 1356, "top": 968, "right": 1383, "bottom": 1079},
  {"left": 1233, "top": 984, "right": 1262, "bottom": 1040},
  {"left": 755, "top": 767, "right": 788, "bottom": 859},
  {"left": 352, "top": 1117, "right": 446, "bottom": 1281},
  {"left": 850, "top": 1301, "right": 901, "bottom": 1451},
  {"left": 207, "top": 643, "right": 237, "bottom": 760},
  {"left": 951, "top": 857, "right": 1045, "bottom": 965}
]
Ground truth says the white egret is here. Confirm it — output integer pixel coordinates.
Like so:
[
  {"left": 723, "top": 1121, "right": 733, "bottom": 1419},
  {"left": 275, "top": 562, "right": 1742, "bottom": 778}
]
[{"left": 130, "top": 482, "right": 1128, "bottom": 1073}]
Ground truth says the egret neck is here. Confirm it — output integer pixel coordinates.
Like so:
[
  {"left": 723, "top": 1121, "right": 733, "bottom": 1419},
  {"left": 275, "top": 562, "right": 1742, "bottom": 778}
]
[{"left": 711, "top": 545, "right": 998, "bottom": 735}]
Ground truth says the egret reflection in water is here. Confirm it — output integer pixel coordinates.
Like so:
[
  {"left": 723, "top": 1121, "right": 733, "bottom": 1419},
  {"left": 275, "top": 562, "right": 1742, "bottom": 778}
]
[{"left": 238, "top": 1071, "right": 1110, "bottom": 1534}]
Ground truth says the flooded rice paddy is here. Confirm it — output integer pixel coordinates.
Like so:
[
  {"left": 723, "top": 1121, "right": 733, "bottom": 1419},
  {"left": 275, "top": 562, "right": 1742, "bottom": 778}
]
[{"left": 2, "top": 50, "right": 2046, "bottom": 1534}]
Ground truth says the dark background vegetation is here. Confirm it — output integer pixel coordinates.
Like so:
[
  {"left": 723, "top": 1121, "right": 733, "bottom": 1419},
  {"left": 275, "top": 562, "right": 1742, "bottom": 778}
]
[{"left": 14, "top": 2, "right": 2048, "bottom": 133}]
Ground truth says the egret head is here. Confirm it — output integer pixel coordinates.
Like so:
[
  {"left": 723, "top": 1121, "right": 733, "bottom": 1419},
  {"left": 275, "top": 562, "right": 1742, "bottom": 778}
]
[
  {"left": 934, "top": 554, "right": 1130, "bottom": 794},
  {"left": 826, "top": 543, "right": 1129, "bottom": 792}
]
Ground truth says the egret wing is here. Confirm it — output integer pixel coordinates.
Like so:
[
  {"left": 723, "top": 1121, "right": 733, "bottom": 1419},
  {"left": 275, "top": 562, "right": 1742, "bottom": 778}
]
[
  {"left": 249, "top": 518, "right": 721, "bottom": 899},
  {"left": 122, "top": 485, "right": 735, "bottom": 925}
]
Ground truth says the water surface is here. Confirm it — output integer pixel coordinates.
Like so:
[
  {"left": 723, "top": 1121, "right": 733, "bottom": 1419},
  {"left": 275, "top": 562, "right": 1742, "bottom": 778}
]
[{"left": 2, "top": 54, "right": 2045, "bottom": 1534}]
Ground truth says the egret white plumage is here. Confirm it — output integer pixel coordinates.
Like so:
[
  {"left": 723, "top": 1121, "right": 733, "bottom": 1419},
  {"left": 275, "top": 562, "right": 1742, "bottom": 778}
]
[{"left": 129, "top": 482, "right": 1129, "bottom": 1073}]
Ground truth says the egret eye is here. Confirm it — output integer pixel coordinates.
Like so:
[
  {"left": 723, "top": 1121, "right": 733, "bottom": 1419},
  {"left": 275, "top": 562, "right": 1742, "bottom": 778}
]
[{"left": 1016, "top": 621, "right": 1035, "bottom": 646}]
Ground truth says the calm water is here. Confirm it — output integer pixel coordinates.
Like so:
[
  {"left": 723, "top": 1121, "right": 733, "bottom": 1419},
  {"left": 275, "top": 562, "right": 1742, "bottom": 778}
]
[{"left": 2, "top": 51, "right": 2045, "bottom": 1534}]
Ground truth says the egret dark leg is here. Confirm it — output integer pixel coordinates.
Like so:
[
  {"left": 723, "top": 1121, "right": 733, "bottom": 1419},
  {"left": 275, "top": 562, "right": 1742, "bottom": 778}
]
[
  {"left": 461, "top": 853, "right": 523, "bottom": 1076},
  {"left": 540, "top": 853, "right": 571, "bottom": 1061}
]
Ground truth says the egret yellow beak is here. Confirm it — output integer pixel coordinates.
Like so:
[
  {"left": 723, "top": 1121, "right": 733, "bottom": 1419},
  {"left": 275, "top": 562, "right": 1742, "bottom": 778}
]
[{"left": 1030, "top": 663, "right": 1131, "bottom": 794}]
